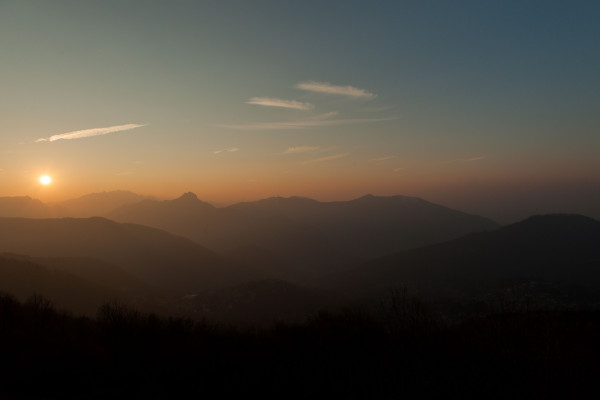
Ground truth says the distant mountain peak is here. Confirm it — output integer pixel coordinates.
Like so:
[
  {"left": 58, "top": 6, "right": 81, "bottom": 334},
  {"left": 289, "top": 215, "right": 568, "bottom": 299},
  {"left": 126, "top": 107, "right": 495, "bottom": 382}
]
[
  {"left": 177, "top": 192, "right": 199, "bottom": 201},
  {"left": 171, "top": 192, "right": 215, "bottom": 208}
]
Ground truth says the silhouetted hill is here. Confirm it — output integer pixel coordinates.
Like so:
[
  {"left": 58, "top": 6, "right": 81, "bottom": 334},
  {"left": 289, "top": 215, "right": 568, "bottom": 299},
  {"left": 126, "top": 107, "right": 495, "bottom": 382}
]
[
  {"left": 3, "top": 293, "right": 600, "bottom": 398},
  {"left": 332, "top": 214, "right": 600, "bottom": 305},
  {"left": 0, "top": 255, "right": 119, "bottom": 315},
  {"left": 108, "top": 193, "right": 499, "bottom": 279},
  {"left": 0, "top": 253, "right": 144, "bottom": 291},
  {"left": 52, "top": 190, "right": 154, "bottom": 217},
  {"left": 0, "top": 196, "right": 55, "bottom": 218},
  {"left": 0, "top": 217, "right": 262, "bottom": 293}
]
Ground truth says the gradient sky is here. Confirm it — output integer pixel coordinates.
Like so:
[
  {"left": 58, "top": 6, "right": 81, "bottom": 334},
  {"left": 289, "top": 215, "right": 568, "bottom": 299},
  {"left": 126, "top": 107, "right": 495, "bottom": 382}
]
[{"left": 1, "top": 0, "right": 599, "bottom": 223}]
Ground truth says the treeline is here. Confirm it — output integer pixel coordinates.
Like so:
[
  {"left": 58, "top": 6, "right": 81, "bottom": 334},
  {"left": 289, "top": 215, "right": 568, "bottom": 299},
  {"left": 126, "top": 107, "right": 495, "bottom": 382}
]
[{"left": 1, "top": 292, "right": 599, "bottom": 399}]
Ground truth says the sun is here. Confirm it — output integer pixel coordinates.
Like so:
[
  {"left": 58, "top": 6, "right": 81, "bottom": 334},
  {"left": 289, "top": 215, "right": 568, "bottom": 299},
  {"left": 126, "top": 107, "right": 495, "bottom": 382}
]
[{"left": 39, "top": 175, "right": 52, "bottom": 186}]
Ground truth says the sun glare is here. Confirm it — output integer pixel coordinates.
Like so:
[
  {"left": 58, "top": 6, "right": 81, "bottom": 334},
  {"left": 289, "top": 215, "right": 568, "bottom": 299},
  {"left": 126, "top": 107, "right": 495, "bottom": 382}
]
[{"left": 39, "top": 175, "right": 52, "bottom": 186}]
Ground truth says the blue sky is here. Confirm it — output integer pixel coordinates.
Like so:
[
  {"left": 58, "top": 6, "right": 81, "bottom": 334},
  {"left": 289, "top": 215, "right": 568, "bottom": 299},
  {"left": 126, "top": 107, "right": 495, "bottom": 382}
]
[{"left": 1, "top": 0, "right": 599, "bottom": 222}]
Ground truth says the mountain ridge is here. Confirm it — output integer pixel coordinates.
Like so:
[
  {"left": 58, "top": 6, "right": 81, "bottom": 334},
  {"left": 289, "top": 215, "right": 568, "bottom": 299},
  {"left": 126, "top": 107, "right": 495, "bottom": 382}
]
[
  {"left": 0, "top": 216, "right": 264, "bottom": 293},
  {"left": 329, "top": 213, "right": 600, "bottom": 303},
  {"left": 107, "top": 192, "right": 500, "bottom": 278}
]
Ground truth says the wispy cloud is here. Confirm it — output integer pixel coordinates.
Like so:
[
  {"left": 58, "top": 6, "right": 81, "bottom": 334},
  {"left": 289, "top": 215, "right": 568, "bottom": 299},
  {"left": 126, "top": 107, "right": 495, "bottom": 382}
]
[
  {"left": 303, "top": 153, "right": 349, "bottom": 165},
  {"left": 359, "top": 105, "right": 395, "bottom": 113},
  {"left": 295, "top": 81, "right": 376, "bottom": 99},
  {"left": 461, "top": 156, "right": 486, "bottom": 163},
  {"left": 392, "top": 167, "right": 405, "bottom": 172},
  {"left": 213, "top": 147, "right": 239, "bottom": 154},
  {"left": 371, "top": 155, "right": 395, "bottom": 162},
  {"left": 36, "top": 123, "right": 146, "bottom": 143},
  {"left": 247, "top": 97, "right": 314, "bottom": 110},
  {"left": 218, "top": 112, "right": 393, "bottom": 131},
  {"left": 280, "top": 145, "right": 320, "bottom": 155}
]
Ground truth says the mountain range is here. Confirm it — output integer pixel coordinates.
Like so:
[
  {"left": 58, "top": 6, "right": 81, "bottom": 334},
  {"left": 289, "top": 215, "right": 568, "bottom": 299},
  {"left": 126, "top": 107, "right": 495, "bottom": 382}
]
[
  {"left": 330, "top": 214, "right": 600, "bottom": 310},
  {"left": 107, "top": 192, "right": 499, "bottom": 278},
  {"left": 1, "top": 191, "right": 499, "bottom": 280},
  {"left": 0, "top": 217, "right": 260, "bottom": 293},
  {"left": 0, "top": 191, "right": 598, "bottom": 322},
  {"left": 0, "top": 191, "right": 152, "bottom": 219}
]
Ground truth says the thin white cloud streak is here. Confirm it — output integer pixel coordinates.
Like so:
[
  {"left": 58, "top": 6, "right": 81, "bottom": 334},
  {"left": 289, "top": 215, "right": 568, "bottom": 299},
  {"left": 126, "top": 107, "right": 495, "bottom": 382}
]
[
  {"left": 371, "top": 155, "right": 395, "bottom": 162},
  {"left": 217, "top": 113, "right": 394, "bottom": 131},
  {"left": 303, "top": 153, "right": 349, "bottom": 165},
  {"left": 295, "top": 81, "right": 376, "bottom": 99},
  {"left": 359, "top": 105, "right": 395, "bottom": 112},
  {"left": 247, "top": 97, "right": 314, "bottom": 110},
  {"left": 213, "top": 147, "right": 239, "bottom": 154},
  {"left": 392, "top": 167, "right": 405, "bottom": 172},
  {"left": 280, "top": 145, "right": 320, "bottom": 155},
  {"left": 36, "top": 124, "right": 146, "bottom": 142},
  {"left": 461, "top": 156, "right": 486, "bottom": 163}
]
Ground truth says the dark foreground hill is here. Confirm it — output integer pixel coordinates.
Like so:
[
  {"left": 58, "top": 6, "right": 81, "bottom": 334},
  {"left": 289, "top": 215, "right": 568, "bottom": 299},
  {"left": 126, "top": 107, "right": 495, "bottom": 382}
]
[
  {"left": 0, "top": 217, "right": 262, "bottom": 293},
  {"left": 108, "top": 193, "right": 499, "bottom": 279},
  {"left": 1, "top": 293, "right": 599, "bottom": 398},
  {"left": 331, "top": 214, "right": 600, "bottom": 308}
]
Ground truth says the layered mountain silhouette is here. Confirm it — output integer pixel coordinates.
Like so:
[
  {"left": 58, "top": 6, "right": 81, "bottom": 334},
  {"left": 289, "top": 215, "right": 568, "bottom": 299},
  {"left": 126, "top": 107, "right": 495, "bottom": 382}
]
[
  {"left": 0, "top": 192, "right": 499, "bottom": 276},
  {"left": 53, "top": 190, "right": 154, "bottom": 217},
  {"left": 108, "top": 192, "right": 499, "bottom": 278},
  {"left": 3, "top": 191, "right": 597, "bottom": 322},
  {"left": 0, "top": 191, "right": 153, "bottom": 218},
  {"left": 0, "top": 196, "right": 55, "bottom": 218},
  {"left": 0, "top": 217, "right": 262, "bottom": 293},
  {"left": 331, "top": 214, "right": 600, "bottom": 305},
  {"left": 0, "top": 253, "right": 143, "bottom": 292},
  {"left": 0, "top": 254, "right": 120, "bottom": 315},
  {"left": 108, "top": 193, "right": 333, "bottom": 277},
  {"left": 0, "top": 191, "right": 499, "bottom": 318}
]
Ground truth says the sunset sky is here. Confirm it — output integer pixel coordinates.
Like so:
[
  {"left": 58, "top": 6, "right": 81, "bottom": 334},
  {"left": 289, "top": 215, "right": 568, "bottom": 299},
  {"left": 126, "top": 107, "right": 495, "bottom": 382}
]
[{"left": 1, "top": 1, "right": 599, "bottom": 223}]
